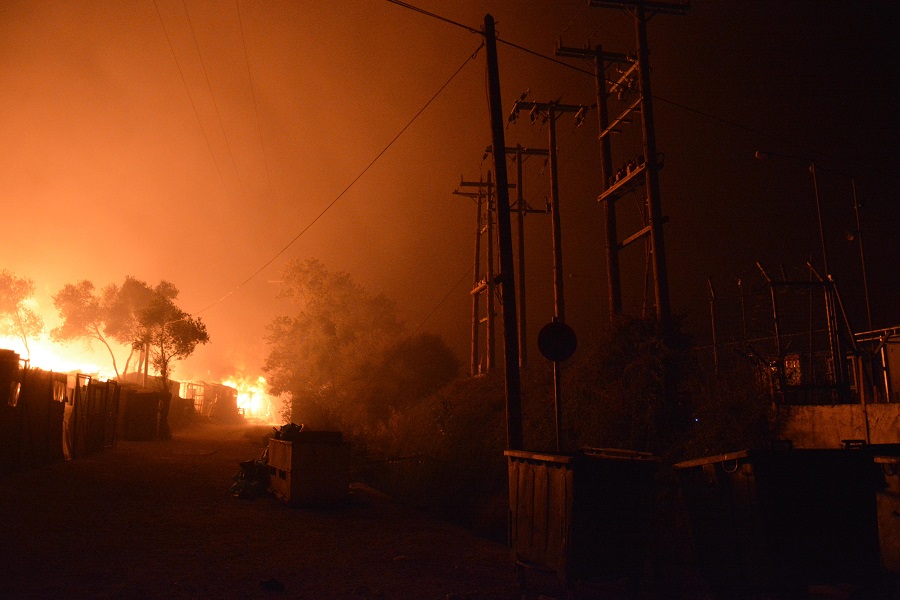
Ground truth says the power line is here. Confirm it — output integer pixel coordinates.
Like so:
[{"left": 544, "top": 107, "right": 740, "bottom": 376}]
[
  {"left": 191, "top": 43, "right": 484, "bottom": 317},
  {"left": 190, "top": 1, "right": 826, "bottom": 321},
  {"left": 413, "top": 263, "right": 473, "bottom": 334},
  {"left": 382, "top": 0, "right": 797, "bottom": 152},
  {"left": 236, "top": 0, "right": 273, "bottom": 190},
  {"left": 181, "top": 0, "right": 248, "bottom": 200},
  {"left": 384, "top": 0, "right": 481, "bottom": 34},
  {"left": 152, "top": 0, "right": 228, "bottom": 191},
  {"left": 500, "top": 37, "right": 594, "bottom": 76}
]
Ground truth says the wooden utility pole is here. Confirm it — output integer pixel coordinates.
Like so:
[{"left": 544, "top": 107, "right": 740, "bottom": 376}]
[
  {"left": 454, "top": 175, "right": 513, "bottom": 376},
  {"left": 470, "top": 185, "right": 484, "bottom": 376},
  {"left": 515, "top": 150, "right": 528, "bottom": 368},
  {"left": 486, "top": 144, "right": 550, "bottom": 368},
  {"left": 508, "top": 99, "right": 588, "bottom": 324},
  {"left": 587, "top": 0, "right": 687, "bottom": 328},
  {"left": 485, "top": 172, "right": 496, "bottom": 372},
  {"left": 634, "top": 1, "right": 671, "bottom": 327},
  {"left": 557, "top": 43, "right": 632, "bottom": 320},
  {"left": 508, "top": 99, "right": 588, "bottom": 452},
  {"left": 484, "top": 14, "right": 522, "bottom": 451}
]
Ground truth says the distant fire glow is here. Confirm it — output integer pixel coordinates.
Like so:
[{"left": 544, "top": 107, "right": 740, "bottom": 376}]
[
  {"left": 0, "top": 334, "right": 116, "bottom": 381},
  {"left": 0, "top": 330, "right": 278, "bottom": 422},
  {"left": 223, "top": 375, "right": 278, "bottom": 422}
]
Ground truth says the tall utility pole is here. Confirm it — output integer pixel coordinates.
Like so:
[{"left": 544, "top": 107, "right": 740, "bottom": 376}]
[
  {"left": 484, "top": 14, "right": 523, "bottom": 451},
  {"left": 508, "top": 99, "right": 588, "bottom": 324},
  {"left": 508, "top": 99, "right": 588, "bottom": 451},
  {"left": 557, "top": 43, "right": 632, "bottom": 319},
  {"left": 487, "top": 144, "right": 551, "bottom": 368},
  {"left": 453, "top": 178, "right": 488, "bottom": 376},
  {"left": 587, "top": 0, "right": 687, "bottom": 328},
  {"left": 471, "top": 185, "right": 484, "bottom": 375},
  {"left": 454, "top": 174, "right": 515, "bottom": 376}
]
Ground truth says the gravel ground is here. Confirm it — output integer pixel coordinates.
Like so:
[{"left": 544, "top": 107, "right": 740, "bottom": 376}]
[{"left": 0, "top": 422, "right": 585, "bottom": 600}]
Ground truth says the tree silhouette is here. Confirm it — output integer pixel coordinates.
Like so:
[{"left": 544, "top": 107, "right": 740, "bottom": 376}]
[
  {"left": 0, "top": 269, "right": 44, "bottom": 360},
  {"left": 53, "top": 276, "right": 209, "bottom": 437},
  {"left": 52, "top": 280, "right": 123, "bottom": 376}
]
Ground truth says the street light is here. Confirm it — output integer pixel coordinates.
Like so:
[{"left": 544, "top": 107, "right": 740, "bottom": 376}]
[{"left": 754, "top": 150, "right": 829, "bottom": 275}]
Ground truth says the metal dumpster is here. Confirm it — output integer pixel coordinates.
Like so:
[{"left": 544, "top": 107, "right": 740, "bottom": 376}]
[
  {"left": 268, "top": 431, "right": 349, "bottom": 507},
  {"left": 875, "top": 455, "right": 900, "bottom": 577},
  {"left": 675, "top": 448, "right": 883, "bottom": 595},
  {"left": 505, "top": 447, "right": 659, "bottom": 592}
]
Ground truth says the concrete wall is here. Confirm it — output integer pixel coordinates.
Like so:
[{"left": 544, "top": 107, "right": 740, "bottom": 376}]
[{"left": 776, "top": 403, "right": 900, "bottom": 448}]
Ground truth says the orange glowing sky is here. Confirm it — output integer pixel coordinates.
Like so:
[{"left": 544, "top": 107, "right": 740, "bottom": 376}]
[{"left": 2, "top": 1, "right": 897, "bottom": 382}]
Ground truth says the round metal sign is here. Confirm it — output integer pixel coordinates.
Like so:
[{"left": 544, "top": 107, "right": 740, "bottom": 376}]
[{"left": 537, "top": 319, "right": 578, "bottom": 362}]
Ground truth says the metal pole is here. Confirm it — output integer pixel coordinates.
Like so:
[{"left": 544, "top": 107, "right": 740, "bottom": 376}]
[
  {"left": 852, "top": 179, "right": 872, "bottom": 330},
  {"left": 809, "top": 162, "right": 830, "bottom": 275},
  {"left": 755, "top": 152, "right": 833, "bottom": 280},
  {"left": 484, "top": 14, "right": 523, "bottom": 451},
  {"left": 758, "top": 263, "right": 785, "bottom": 403},
  {"left": 807, "top": 262, "right": 843, "bottom": 402},
  {"left": 852, "top": 178, "right": 874, "bottom": 412},
  {"left": 708, "top": 278, "right": 719, "bottom": 372}
]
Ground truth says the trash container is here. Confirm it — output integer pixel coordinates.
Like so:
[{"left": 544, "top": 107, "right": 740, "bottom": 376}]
[
  {"left": 875, "top": 456, "right": 900, "bottom": 576},
  {"left": 268, "top": 431, "right": 349, "bottom": 507},
  {"left": 675, "top": 448, "right": 883, "bottom": 595},
  {"left": 505, "top": 447, "right": 659, "bottom": 592}
]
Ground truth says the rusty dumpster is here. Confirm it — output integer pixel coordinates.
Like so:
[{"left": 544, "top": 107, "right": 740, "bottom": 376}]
[
  {"left": 268, "top": 431, "right": 350, "bottom": 507},
  {"left": 505, "top": 447, "right": 659, "bottom": 592},
  {"left": 675, "top": 448, "right": 883, "bottom": 595},
  {"left": 875, "top": 455, "right": 900, "bottom": 577}
]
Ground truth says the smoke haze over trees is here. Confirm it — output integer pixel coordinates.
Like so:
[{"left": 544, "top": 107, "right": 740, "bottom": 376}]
[
  {"left": 1, "top": 2, "right": 896, "bottom": 386},
  {"left": 0, "top": 270, "right": 44, "bottom": 360},
  {"left": 263, "top": 258, "right": 459, "bottom": 445}
]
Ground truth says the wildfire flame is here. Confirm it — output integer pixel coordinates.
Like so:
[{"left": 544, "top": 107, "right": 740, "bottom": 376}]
[
  {"left": 2, "top": 297, "right": 277, "bottom": 420},
  {"left": 222, "top": 375, "right": 279, "bottom": 422},
  {"left": 0, "top": 336, "right": 277, "bottom": 419},
  {"left": 0, "top": 334, "right": 117, "bottom": 381}
]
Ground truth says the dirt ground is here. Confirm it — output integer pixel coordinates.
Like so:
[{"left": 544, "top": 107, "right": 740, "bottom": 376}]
[
  {"left": 4, "top": 421, "right": 878, "bottom": 600},
  {"left": 0, "top": 421, "right": 597, "bottom": 600}
]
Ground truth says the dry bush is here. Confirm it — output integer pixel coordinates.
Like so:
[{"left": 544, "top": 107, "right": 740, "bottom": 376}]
[{"left": 375, "top": 315, "right": 774, "bottom": 535}]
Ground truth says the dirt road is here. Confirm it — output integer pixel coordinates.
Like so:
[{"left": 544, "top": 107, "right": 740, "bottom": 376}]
[{"left": 0, "top": 422, "right": 545, "bottom": 600}]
